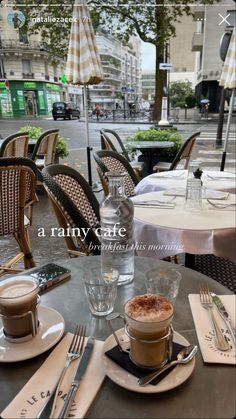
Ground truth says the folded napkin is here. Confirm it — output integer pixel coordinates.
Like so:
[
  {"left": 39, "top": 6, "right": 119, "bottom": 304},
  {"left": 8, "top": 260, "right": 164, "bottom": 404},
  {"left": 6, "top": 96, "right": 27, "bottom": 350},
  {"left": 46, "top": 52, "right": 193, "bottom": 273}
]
[
  {"left": 1, "top": 334, "right": 105, "bottom": 419},
  {"left": 188, "top": 294, "right": 236, "bottom": 365},
  {"left": 105, "top": 341, "right": 184, "bottom": 385},
  {"left": 164, "top": 188, "right": 229, "bottom": 200}
]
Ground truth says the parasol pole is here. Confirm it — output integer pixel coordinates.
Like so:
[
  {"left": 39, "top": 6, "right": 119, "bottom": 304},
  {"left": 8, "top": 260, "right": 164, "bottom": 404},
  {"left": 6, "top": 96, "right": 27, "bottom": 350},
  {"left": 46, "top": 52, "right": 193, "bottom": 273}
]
[
  {"left": 220, "top": 88, "right": 235, "bottom": 171},
  {"left": 84, "top": 85, "right": 93, "bottom": 186}
]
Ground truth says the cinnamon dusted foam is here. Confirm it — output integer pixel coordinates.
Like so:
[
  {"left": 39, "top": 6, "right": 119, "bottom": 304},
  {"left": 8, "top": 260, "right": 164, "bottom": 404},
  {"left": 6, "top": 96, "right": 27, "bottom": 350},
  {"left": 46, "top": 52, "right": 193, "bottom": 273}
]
[{"left": 125, "top": 294, "right": 173, "bottom": 323}]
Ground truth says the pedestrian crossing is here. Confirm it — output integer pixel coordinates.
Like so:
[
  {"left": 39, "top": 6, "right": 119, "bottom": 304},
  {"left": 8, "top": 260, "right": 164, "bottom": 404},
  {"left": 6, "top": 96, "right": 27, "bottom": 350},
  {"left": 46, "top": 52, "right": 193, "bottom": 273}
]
[{"left": 194, "top": 130, "right": 236, "bottom": 172}]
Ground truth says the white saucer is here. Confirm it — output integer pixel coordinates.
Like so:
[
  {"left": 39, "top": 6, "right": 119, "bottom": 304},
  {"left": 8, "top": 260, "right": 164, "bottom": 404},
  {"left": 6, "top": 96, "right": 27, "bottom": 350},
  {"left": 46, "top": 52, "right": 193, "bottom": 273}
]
[
  {"left": 0, "top": 306, "right": 65, "bottom": 362},
  {"left": 102, "top": 328, "right": 195, "bottom": 393}
]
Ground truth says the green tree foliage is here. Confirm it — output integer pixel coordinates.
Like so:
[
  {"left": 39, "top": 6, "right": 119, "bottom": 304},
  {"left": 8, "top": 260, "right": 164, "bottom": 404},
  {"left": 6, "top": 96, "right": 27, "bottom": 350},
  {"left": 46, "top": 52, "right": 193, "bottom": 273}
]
[{"left": 169, "top": 81, "right": 196, "bottom": 108}]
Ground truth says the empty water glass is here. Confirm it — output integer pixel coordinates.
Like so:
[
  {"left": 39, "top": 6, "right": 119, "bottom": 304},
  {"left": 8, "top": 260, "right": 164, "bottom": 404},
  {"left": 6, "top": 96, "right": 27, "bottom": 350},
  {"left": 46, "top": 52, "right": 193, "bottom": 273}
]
[
  {"left": 185, "top": 178, "right": 202, "bottom": 210},
  {"left": 83, "top": 267, "right": 119, "bottom": 316},
  {"left": 145, "top": 267, "right": 182, "bottom": 305}
]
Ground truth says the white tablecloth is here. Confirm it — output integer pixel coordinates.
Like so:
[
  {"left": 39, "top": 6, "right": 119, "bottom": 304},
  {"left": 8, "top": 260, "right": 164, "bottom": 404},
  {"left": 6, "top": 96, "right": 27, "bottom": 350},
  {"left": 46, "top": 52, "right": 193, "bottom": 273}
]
[
  {"left": 135, "top": 170, "right": 236, "bottom": 195},
  {"left": 132, "top": 191, "right": 236, "bottom": 261}
]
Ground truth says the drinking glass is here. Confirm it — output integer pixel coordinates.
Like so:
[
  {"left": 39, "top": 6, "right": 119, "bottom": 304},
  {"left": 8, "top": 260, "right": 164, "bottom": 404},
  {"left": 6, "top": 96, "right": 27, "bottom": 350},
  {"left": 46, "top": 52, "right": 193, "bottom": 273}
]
[
  {"left": 145, "top": 267, "right": 182, "bottom": 305},
  {"left": 83, "top": 267, "right": 119, "bottom": 316}
]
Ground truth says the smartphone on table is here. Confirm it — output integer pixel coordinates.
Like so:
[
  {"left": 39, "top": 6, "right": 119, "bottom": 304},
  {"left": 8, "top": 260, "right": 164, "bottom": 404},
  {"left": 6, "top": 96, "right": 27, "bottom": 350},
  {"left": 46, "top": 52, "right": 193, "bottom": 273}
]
[{"left": 24, "top": 263, "right": 71, "bottom": 293}]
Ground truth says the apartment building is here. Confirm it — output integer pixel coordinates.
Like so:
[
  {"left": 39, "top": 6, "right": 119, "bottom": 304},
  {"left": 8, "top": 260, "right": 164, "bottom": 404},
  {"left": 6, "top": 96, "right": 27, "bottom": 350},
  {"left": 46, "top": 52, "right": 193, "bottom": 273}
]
[
  {"left": 92, "top": 29, "right": 142, "bottom": 110},
  {"left": 192, "top": 0, "right": 235, "bottom": 112},
  {"left": 0, "top": 7, "right": 66, "bottom": 117}
]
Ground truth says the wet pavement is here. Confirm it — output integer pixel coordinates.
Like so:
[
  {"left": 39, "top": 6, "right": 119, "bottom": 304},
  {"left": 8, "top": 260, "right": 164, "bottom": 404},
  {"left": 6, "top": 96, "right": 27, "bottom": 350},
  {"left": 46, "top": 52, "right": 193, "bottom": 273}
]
[{"left": 1, "top": 117, "right": 235, "bottom": 271}]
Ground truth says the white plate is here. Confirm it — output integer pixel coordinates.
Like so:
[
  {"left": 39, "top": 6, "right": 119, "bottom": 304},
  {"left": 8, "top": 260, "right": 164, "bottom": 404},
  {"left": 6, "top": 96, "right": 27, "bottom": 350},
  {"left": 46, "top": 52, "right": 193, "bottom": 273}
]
[
  {"left": 0, "top": 306, "right": 65, "bottom": 362},
  {"left": 102, "top": 328, "right": 195, "bottom": 393}
]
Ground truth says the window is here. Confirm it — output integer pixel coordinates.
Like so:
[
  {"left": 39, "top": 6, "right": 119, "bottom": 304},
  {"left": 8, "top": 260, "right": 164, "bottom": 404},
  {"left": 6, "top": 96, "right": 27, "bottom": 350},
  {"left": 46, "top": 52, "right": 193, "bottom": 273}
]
[
  {"left": 22, "top": 60, "right": 31, "bottom": 73},
  {"left": 19, "top": 28, "right": 28, "bottom": 44}
]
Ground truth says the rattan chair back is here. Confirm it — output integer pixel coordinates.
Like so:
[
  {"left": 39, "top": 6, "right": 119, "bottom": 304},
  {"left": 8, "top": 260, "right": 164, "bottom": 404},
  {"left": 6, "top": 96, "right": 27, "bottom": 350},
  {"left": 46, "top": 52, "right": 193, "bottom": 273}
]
[
  {"left": 93, "top": 150, "right": 138, "bottom": 197},
  {"left": 169, "top": 131, "right": 200, "bottom": 170},
  {"left": 100, "top": 129, "right": 130, "bottom": 161},
  {"left": 0, "top": 157, "right": 38, "bottom": 275},
  {"left": 42, "top": 165, "right": 101, "bottom": 256},
  {"left": 0, "top": 132, "right": 29, "bottom": 158},
  {"left": 31, "top": 129, "right": 59, "bottom": 167}
]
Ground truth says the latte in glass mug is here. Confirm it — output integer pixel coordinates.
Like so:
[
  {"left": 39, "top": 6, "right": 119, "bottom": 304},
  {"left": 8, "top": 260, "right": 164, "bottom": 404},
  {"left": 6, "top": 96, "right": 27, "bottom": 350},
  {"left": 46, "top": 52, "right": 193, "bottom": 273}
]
[
  {"left": 0, "top": 276, "right": 39, "bottom": 341},
  {"left": 124, "top": 294, "right": 173, "bottom": 368}
]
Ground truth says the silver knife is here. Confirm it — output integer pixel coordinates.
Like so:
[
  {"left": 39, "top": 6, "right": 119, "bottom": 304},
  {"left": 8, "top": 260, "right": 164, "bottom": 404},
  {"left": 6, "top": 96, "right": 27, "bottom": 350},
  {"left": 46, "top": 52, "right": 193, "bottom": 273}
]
[
  {"left": 57, "top": 336, "right": 95, "bottom": 419},
  {"left": 211, "top": 293, "right": 236, "bottom": 347}
]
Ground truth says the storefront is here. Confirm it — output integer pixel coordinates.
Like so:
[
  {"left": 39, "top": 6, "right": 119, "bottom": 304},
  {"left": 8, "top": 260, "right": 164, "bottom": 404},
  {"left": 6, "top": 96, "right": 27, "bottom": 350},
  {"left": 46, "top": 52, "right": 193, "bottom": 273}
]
[
  {"left": 0, "top": 80, "right": 63, "bottom": 117},
  {"left": 45, "top": 83, "right": 62, "bottom": 114}
]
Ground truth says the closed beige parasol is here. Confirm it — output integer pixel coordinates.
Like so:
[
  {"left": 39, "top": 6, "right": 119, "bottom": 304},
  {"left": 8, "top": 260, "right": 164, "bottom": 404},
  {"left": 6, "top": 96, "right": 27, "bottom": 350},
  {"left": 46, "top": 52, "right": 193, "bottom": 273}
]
[{"left": 66, "top": 0, "right": 104, "bottom": 185}]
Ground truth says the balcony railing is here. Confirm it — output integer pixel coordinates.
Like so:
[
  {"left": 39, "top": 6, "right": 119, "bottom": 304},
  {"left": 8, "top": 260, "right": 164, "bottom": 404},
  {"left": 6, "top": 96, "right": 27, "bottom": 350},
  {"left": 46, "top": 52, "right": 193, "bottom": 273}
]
[
  {"left": 1, "top": 39, "right": 49, "bottom": 52},
  {"left": 22, "top": 72, "right": 35, "bottom": 79}
]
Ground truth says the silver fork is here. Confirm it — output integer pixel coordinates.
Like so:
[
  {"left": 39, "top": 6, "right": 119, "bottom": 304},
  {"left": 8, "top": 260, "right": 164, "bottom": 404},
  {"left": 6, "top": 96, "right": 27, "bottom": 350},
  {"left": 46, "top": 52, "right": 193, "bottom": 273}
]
[
  {"left": 207, "top": 199, "right": 236, "bottom": 209},
  {"left": 199, "top": 285, "right": 230, "bottom": 351},
  {"left": 37, "top": 324, "right": 86, "bottom": 419}
]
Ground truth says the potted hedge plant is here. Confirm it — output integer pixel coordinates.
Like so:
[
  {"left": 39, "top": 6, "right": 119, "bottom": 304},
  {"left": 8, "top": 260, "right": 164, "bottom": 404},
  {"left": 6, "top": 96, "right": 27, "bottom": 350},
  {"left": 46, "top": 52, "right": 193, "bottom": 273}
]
[
  {"left": 19, "top": 125, "right": 69, "bottom": 160},
  {"left": 127, "top": 128, "right": 182, "bottom": 162}
]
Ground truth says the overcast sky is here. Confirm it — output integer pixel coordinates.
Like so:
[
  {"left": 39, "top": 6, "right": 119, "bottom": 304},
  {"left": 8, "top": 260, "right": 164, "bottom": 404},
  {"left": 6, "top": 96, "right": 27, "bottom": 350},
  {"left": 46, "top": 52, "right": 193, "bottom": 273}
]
[{"left": 141, "top": 41, "right": 155, "bottom": 71}]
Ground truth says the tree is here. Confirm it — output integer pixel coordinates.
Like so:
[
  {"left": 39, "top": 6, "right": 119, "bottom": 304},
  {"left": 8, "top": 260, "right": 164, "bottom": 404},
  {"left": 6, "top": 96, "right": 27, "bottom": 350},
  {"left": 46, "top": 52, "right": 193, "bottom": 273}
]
[
  {"left": 17, "top": 0, "right": 219, "bottom": 119},
  {"left": 169, "top": 80, "right": 196, "bottom": 108}
]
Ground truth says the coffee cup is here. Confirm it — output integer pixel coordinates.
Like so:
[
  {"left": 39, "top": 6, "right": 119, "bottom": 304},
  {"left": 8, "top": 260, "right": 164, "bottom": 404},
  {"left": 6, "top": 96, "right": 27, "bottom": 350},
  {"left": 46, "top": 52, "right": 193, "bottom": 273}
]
[
  {"left": 107, "top": 294, "right": 173, "bottom": 369},
  {"left": 0, "top": 275, "right": 39, "bottom": 342}
]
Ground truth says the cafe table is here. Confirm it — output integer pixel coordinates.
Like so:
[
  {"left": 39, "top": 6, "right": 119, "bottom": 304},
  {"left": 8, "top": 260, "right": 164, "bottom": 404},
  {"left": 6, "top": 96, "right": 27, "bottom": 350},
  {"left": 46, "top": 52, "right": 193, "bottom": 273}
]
[
  {"left": 132, "top": 191, "right": 236, "bottom": 267},
  {"left": 126, "top": 141, "right": 174, "bottom": 175},
  {"left": 0, "top": 256, "right": 235, "bottom": 418},
  {"left": 135, "top": 169, "right": 236, "bottom": 195}
]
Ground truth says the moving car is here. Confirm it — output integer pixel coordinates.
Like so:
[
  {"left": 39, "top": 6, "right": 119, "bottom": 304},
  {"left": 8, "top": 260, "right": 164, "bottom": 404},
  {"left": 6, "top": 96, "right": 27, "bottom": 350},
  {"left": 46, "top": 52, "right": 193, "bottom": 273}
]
[{"left": 52, "top": 102, "right": 80, "bottom": 120}]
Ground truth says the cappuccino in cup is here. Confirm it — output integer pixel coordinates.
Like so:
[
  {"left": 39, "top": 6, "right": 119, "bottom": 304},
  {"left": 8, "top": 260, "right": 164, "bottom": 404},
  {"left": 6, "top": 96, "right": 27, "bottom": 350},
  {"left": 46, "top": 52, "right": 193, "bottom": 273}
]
[
  {"left": 124, "top": 294, "right": 173, "bottom": 369},
  {"left": 0, "top": 276, "right": 39, "bottom": 341}
]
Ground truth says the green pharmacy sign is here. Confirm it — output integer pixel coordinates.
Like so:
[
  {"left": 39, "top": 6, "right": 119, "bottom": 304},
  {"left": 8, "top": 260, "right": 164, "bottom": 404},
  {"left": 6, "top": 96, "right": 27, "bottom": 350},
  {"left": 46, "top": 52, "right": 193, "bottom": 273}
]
[{"left": 24, "top": 82, "right": 37, "bottom": 89}]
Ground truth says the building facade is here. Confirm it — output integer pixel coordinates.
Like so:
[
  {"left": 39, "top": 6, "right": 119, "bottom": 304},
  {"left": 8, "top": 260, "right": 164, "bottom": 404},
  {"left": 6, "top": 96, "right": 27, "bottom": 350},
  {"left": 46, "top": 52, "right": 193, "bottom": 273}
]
[
  {"left": 192, "top": 0, "right": 235, "bottom": 112},
  {"left": 0, "top": 7, "right": 141, "bottom": 117},
  {"left": 91, "top": 29, "right": 142, "bottom": 110},
  {"left": 0, "top": 7, "right": 66, "bottom": 117}
]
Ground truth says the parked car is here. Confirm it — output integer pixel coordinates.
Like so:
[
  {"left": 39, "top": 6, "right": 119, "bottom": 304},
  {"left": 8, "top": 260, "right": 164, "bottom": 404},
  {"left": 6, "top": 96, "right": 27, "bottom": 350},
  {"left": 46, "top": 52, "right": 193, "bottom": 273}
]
[{"left": 52, "top": 102, "right": 80, "bottom": 120}]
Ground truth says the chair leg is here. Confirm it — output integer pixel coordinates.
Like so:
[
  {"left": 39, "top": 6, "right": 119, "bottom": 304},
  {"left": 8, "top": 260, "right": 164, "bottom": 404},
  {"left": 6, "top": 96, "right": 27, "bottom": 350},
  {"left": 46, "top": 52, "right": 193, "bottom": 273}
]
[
  {"left": 14, "top": 230, "right": 36, "bottom": 269},
  {"left": 0, "top": 253, "right": 25, "bottom": 277}
]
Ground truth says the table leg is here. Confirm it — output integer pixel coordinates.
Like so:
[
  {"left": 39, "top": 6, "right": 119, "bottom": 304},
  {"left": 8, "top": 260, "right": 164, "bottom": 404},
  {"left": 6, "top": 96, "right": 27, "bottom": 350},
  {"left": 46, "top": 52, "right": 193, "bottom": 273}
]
[{"left": 185, "top": 253, "right": 195, "bottom": 269}]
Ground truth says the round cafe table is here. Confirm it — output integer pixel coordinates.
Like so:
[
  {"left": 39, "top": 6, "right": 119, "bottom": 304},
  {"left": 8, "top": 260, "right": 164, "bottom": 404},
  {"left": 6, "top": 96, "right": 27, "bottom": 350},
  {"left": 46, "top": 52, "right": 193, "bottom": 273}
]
[
  {"left": 135, "top": 170, "right": 236, "bottom": 195},
  {"left": 133, "top": 191, "right": 236, "bottom": 265},
  {"left": 0, "top": 256, "right": 234, "bottom": 419},
  {"left": 127, "top": 141, "right": 174, "bottom": 175}
]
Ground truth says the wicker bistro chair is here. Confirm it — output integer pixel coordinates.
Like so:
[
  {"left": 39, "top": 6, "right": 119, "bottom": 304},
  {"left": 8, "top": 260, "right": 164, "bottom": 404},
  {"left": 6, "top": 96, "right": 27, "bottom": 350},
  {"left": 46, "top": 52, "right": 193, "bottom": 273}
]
[
  {"left": 0, "top": 157, "right": 38, "bottom": 276},
  {"left": 42, "top": 165, "right": 101, "bottom": 257},
  {"left": 31, "top": 129, "right": 59, "bottom": 170},
  {"left": 100, "top": 129, "right": 144, "bottom": 179},
  {"left": 0, "top": 132, "right": 29, "bottom": 158},
  {"left": 153, "top": 131, "right": 201, "bottom": 172},
  {"left": 93, "top": 150, "right": 139, "bottom": 197}
]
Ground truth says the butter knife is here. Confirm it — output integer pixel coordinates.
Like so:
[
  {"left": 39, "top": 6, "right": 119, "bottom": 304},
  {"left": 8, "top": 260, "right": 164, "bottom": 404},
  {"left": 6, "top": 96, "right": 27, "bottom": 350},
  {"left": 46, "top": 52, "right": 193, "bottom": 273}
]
[
  {"left": 57, "top": 336, "right": 94, "bottom": 419},
  {"left": 211, "top": 293, "right": 236, "bottom": 347}
]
